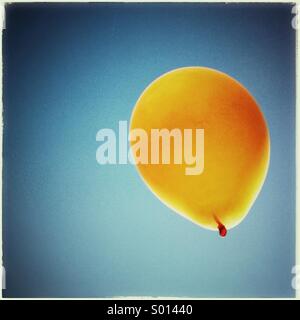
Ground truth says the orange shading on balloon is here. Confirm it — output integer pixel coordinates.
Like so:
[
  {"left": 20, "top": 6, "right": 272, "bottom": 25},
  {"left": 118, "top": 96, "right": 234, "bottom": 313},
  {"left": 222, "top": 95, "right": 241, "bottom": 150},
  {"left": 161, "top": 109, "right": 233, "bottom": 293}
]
[{"left": 130, "top": 67, "right": 270, "bottom": 236}]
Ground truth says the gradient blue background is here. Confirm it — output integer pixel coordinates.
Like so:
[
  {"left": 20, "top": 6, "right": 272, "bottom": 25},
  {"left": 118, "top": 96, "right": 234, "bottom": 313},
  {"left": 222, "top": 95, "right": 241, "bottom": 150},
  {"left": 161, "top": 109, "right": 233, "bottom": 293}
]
[{"left": 3, "top": 3, "right": 296, "bottom": 297}]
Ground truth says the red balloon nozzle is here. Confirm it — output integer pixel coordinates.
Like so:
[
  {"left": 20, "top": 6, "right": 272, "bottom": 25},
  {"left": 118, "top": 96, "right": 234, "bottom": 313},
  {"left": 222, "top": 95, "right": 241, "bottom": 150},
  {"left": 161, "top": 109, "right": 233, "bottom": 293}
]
[{"left": 218, "top": 223, "right": 227, "bottom": 237}]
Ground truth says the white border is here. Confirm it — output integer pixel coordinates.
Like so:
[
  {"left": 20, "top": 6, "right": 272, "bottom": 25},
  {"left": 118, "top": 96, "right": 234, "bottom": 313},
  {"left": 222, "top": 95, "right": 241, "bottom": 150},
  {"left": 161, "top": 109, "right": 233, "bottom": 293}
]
[{"left": 0, "top": 0, "right": 298, "bottom": 300}]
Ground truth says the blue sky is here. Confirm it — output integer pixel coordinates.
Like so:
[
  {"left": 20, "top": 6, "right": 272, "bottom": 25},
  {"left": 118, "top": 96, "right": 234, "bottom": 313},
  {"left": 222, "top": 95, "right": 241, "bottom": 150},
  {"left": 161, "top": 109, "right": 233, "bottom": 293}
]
[{"left": 3, "top": 3, "right": 296, "bottom": 297}]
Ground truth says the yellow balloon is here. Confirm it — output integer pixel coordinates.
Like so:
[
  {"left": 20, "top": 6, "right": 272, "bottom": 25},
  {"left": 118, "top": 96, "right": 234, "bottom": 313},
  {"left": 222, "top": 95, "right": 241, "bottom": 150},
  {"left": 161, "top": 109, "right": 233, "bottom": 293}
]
[{"left": 130, "top": 67, "right": 270, "bottom": 236}]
